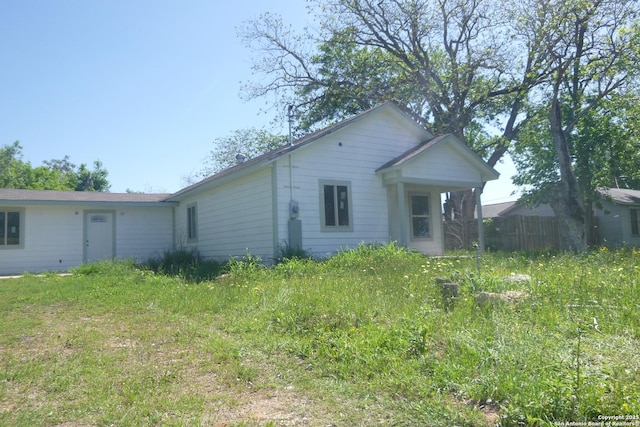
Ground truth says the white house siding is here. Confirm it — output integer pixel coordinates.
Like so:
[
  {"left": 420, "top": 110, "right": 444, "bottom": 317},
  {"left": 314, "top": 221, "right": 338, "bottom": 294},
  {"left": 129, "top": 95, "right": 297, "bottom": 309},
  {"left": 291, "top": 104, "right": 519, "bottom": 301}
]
[
  {"left": 0, "top": 205, "right": 84, "bottom": 275},
  {"left": 0, "top": 204, "right": 175, "bottom": 276},
  {"left": 177, "top": 167, "right": 275, "bottom": 261},
  {"left": 401, "top": 142, "right": 483, "bottom": 186},
  {"left": 595, "top": 201, "right": 640, "bottom": 247},
  {"left": 274, "top": 110, "right": 429, "bottom": 257},
  {"left": 114, "top": 206, "right": 174, "bottom": 262}
]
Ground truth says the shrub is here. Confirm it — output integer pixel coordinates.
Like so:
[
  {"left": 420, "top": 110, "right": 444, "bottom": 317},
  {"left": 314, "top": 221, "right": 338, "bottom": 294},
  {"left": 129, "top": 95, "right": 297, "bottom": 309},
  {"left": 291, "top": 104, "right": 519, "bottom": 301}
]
[
  {"left": 143, "top": 248, "right": 224, "bottom": 281},
  {"left": 273, "top": 241, "right": 314, "bottom": 264}
]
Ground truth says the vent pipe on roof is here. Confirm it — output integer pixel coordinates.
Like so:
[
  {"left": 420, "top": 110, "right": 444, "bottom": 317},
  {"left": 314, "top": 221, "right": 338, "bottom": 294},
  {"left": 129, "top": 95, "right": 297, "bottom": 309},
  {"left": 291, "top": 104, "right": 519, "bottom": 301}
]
[{"left": 235, "top": 153, "right": 246, "bottom": 164}]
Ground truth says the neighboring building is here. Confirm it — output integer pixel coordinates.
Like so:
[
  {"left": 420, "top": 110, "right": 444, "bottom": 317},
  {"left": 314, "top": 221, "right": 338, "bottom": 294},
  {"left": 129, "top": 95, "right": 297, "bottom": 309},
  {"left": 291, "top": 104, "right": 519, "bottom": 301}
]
[
  {"left": 475, "top": 200, "right": 560, "bottom": 252},
  {"left": 478, "top": 200, "right": 555, "bottom": 218},
  {"left": 595, "top": 187, "right": 640, "bottom": 247},
  {"left": 478, "top": 188, "right": 640, "bottom": 249},
  {"left": 0, "top": 102, "right": 499, "bottom": 275}
]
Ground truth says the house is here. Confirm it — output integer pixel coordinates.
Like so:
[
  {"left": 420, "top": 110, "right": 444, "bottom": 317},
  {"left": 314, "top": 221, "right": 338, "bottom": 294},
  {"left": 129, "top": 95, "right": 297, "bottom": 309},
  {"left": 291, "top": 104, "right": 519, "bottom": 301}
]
[
  {"left": 474, "top": 200, "right": 560, "bottom": 252},
  {"left": 477, "top": 188, "right": 640, "bottom": 250},
  {"left": 478, "top": 200, "right": 556, "bottom": 219},
  {"left": 0, "top": 102, "right": 499, "bottom": 275},
  {"left": 595, "top": 187, "right": 640, "bottom": 247}
]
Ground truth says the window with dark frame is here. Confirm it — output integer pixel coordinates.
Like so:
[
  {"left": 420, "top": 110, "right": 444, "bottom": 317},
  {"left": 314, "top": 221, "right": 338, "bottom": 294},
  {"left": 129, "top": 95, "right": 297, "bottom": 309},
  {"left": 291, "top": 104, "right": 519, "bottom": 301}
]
[
  {"left": 410, "top": 195, "right": 431, "bottom": 239},
  {"left": 322, "top": 182, "right": 351, "bottom": 229},
  {"left": 187, "top": 204, "right": 197, "bottom": 241},
  {"left": 632, "top": 208, "right": 639, "bottom": 236},
  {"left": 0, "top": 210, "right": 22, "bottom": 247}
]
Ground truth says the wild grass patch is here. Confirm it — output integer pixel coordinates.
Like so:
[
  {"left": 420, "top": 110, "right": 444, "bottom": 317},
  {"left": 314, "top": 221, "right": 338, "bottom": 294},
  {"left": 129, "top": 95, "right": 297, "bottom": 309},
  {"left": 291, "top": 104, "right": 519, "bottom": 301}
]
[{"left": 1, "top": 244, "right": 638, "bottom": 426}]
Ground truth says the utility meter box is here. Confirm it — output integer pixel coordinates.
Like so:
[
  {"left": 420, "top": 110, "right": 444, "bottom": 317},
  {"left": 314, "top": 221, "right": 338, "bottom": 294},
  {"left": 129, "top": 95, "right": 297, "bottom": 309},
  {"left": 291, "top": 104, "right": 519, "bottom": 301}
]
[{"left": 289, "top": 200, "right": 299, "bottom": 220}]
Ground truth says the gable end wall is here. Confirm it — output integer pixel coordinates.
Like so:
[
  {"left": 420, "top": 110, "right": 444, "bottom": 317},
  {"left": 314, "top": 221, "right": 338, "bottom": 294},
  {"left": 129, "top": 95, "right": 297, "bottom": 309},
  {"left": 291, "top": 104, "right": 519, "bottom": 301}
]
[{"left": 274, "top": 111, "right": 429, "bottom": 256}]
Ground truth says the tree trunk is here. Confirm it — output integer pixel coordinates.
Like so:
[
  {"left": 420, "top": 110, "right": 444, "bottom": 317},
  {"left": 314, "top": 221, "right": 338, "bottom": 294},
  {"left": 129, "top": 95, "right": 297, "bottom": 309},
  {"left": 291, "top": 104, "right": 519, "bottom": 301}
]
[
  {"left": 548, "top": 98, "right": 587, "bottom": 252},
  {"left": 548, "top": 187, "right": 586, "bottom": 252},
  {"left": 444, "top": 189, "right": 476, "bottom": 221},
  {"left": 583, "top": 198, "right": 597, "bottom": 246}
]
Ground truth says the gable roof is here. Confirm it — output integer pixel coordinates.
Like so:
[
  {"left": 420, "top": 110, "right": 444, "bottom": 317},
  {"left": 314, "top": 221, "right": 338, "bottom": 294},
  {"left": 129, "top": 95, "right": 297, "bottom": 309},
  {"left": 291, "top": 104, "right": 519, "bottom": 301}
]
[
  {"left": 598, "top": 187, "right": 640, "bottom": 205},
  {"left": 0, "top": 188, "right": 175, "bottom": 206},
  {"left": 375, "top": 133, "right": 500, "bottom": 183},
  {"left": 376, "top": 134, "right": 450, "bottom": 171},
  {"left": 167, "top": 101, "right": 431, "bottom": 201}
]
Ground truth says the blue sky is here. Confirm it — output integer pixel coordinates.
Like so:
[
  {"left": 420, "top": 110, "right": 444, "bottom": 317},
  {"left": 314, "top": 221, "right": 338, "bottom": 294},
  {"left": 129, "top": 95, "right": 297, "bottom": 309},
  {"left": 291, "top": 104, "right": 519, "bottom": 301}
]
[{"left": 0, "top": 0, "right": 518, "bottom": 203}]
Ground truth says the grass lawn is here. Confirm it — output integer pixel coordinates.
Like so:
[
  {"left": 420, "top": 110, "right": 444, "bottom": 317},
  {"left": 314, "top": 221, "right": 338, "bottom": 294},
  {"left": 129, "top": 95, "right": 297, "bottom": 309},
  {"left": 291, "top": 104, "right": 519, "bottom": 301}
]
[{"left": 0, "top": 244, "right": 639, "bottom": 426}]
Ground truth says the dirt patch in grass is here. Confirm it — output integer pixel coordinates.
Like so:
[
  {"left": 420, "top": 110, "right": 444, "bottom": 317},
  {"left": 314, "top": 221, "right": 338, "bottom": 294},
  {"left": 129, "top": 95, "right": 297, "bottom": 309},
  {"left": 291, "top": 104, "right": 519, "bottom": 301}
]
[{"left": 202, "top": 386, "right": 319, "bottom": 426}]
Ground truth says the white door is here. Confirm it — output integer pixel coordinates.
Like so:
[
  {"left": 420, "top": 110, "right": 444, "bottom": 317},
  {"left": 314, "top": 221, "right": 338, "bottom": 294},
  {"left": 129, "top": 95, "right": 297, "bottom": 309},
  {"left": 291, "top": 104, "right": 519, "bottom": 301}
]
[{"left": 84, "top": 211, "right": 115, "bottom": 263}]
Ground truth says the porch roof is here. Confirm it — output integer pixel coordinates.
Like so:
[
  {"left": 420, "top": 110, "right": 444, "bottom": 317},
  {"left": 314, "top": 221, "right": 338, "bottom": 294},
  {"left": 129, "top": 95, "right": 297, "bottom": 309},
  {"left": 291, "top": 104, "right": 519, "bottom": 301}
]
[{"left": 375, "top": 134, "right": 499, "bottom": 190}]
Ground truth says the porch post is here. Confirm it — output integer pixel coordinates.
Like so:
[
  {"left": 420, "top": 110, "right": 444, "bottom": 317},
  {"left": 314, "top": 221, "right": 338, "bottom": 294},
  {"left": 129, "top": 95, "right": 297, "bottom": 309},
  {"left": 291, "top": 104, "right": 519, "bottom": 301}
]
[
  {"left": 397, "top": 182, "right": 407, "bottom": 247},
  {"left": 475, "top": 187, "right": 485, "bottom": 253}
]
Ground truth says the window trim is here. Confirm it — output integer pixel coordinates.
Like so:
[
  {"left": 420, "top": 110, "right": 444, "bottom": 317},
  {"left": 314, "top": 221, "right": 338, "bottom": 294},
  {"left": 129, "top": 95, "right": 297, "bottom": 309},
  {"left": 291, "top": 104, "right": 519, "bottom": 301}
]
[
  {"left": 409, "top": 193, "right": 432, "bottom": 241},
  {"left": 0, "top": 208, "right": 25, "bottom": 249},
  {"left": 187, "top": 203, "right": 198, "bottom": 242},
  {"left": 319, "top": 180, "right": 353, "bottom": 232},
  {"left": 631, "top": 208, "right": 640, "bottom": 236}
]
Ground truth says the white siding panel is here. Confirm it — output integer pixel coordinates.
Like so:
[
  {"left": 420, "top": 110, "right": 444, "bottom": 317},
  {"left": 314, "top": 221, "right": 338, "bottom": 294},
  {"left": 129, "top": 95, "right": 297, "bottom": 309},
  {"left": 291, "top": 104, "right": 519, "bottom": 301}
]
[
  {"left": 595, "top": 201, "right": 640, "bottom": 247},
  {"left": 274, "top": 110, "right": 427, "bottom": 256},
  {"left": 0, "top": 205, "right": 174, "bottom": 275},
  {"left": 0, "top": 206, "right": 83, "bottom": 275},
  {"left": 595, "top": 202, "right": 624, "bottom": 246},
  {"left": 115, "top": 207, "right": 174, "bottom": 261},
  {"left": 402, "top": 143, "right": 482, "bottom": 185},
  {"left": 177, "top": 167, "right": 275, "bottom": 261}
]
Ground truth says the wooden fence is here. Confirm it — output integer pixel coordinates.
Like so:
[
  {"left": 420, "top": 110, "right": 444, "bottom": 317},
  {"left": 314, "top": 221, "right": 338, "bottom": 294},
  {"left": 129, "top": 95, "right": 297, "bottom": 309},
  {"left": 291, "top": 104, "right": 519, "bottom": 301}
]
[{"left": 444, "top": 215, "right": 598, "bottom": 251}]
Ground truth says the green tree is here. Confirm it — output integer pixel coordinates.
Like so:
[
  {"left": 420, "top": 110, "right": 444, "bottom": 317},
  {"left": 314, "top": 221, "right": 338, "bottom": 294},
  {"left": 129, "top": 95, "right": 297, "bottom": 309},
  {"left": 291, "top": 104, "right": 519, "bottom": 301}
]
[
  {"left": 0, "top": 142, "right": 111, "bottom": 191},
  {"left": 74, "top": 161, "right": 110, "bottom": 192},
  {"left": 513, "top": 92, "right": 640, "bottom": 245},
  {"left": 512, "top": 0, "right": 640, "bottom": 251},
  {"left": 192, "top": 128, "right": 288, "bottom": 183},
  {"left": 239, "top": 0, "right": 552, "bottom": 220},
  {"left": 239, "top": 0, "right": 640, "bottom": 251},
  {"left": 0, "top": 141, "right": 30, "bottom": 189}
]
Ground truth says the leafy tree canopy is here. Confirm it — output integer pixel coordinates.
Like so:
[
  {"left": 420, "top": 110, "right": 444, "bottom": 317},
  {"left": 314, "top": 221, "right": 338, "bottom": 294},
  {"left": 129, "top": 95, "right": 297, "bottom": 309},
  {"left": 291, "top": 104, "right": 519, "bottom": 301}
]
[
  {"left": 237, "top": 0, "right": 580, "bottom": 220},
  {"left": 240, "top": 0, "right": 537, "bottom": 152},
  {"left": 236, "top": 0, "right": 640, "bottom": 247},
  {"left": 509, "top": 0, "right": 640, "bottom": 251},
  {"left": 513, "top": 91, "right": 640, "bottom": 199},
  {"left": 0, "top": 141, "right": 111, "bottom": 192},
  {"left": 190, "top": 128, "right": 288, "bottom": 184}
]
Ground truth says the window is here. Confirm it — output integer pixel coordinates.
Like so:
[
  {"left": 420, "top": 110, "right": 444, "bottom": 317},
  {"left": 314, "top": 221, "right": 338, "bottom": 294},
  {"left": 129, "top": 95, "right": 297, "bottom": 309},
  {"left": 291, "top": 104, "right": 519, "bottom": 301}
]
[
  {"left": 187, "top": 204, "right": 197, "bottom": 241},
  {"left": 320, "top": 181, "right": 352, "bottom": 231},
  {"left": 0, "top": 209, "right": 24, "bottom": 248},
  {"left": 90, "top": 214, "right": 107, "bottom": 223},
  {"left": 632, "top": 208, "right": 640, "bottom": 236},
  {"left": 410, "top": 194, "right": 431, "bottom": 239}
]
